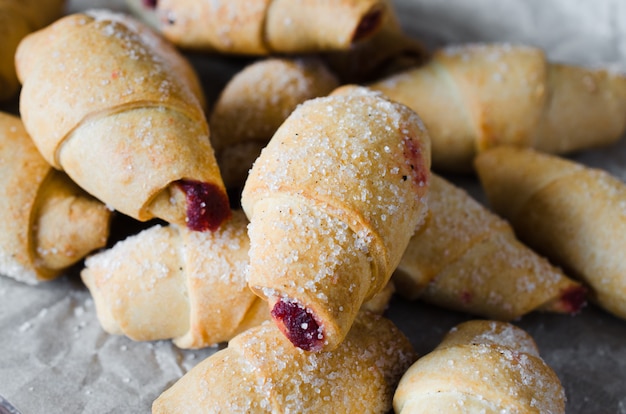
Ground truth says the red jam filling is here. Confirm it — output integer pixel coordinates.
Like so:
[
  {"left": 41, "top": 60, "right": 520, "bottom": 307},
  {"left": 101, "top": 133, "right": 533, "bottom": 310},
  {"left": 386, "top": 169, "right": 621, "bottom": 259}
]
[
  {"left": 271, "top": 300, "right": 324, "bottom": 352},
  {"left": 352, "top": 9, "right": 383, "bottom": 43},
  {"left": 559, "top": 285, "right": 587, "bottom": 313},
  {"left": 142, "top": 0, "right": 157, "bottom": 8},
  {"left": 176, "top": 180, "right": 230, "bottom": 232}
]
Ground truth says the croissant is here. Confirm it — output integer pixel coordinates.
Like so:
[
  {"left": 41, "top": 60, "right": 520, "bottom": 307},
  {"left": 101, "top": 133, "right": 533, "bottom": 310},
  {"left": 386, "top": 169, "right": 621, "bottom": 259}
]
[
  {"left": 475, "top": 146, "right": 626, "bottom": 320},
  {"left": 0, "top": 112, "right": 111, "bottom": 284},
  {"left": 322, "top": 0, "right": 428, "bottom": 84},
  {"left": 0, "top": 0, "right": 65, "bottom": 101},
  {"left": 15, "top": 11, "right": 229, "bottom": 232},
  {"left": 81, "top": 210, "right": 395, "bottom": 348},
  {"left": 369, "top": 43, "right": 626, "bottom": 172},
  {"left": 393, "top": 320, "right": 565, "bottom": 413},
  {"left": 241, "top": 85, "right": 431, "bottom": 352},
  {"left": 393, "top": 173, "right": 586, "bottom": 320},
  {"left": 131, "top": 0, "right": 388, "bottom": 55},
  {"left": 153, "top": 312, "right": 417, "bottom": 414},
  {"left": 81, "top": 210, "right": 262, "bottom": 349},
  {"left": 210, "top": 57, "right": 339, "bottom": 191}
]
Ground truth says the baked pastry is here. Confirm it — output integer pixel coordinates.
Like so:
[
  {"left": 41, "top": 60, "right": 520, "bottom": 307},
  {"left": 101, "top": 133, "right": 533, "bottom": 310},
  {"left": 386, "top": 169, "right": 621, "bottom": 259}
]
[
  {"left": 0, "top": 111, "right": 111, "bottom": 284},
  {"left": 81, "top": 210, "right": 396, "bottom": 349},
  {"left": 0, "top": 0, "right": 65, "bottom": 101},
  {"left": 370, "top": 43, "right": 626, "bottom": 172},
  {"left": 81, "top": 210, "right": 262, "bottom": 349},
  {"left": 394, "top": 173, "right": 586, "bottom": 320},
  {"left": 241, "top": 85, "right": 431, "bottom": 352},
  {"left": 153, "top": 312, "right": 417, "bottom": 414},
  {"left": 475, "top": 146, "right": 626, "bottom": 320},
  {"left": 210, "top": 57, "right": 339, "bottom": 190},
  {"left": 322, "top": 0, "right": 428, "bottom": 83},
  {"left": 394, "top": 320, "right": 566, "bottom": 414},
  {"left": 129, "top": 0, "right": 388, "bottom": 55},
  {"left": 15, "top": 10, "right": 229, "bottom": 231}
]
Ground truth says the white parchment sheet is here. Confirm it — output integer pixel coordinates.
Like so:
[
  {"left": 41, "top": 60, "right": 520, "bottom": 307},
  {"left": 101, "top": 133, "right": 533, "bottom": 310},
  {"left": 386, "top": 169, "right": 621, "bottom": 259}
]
[{"left": 1, "top": 0, "right": 625, "bottom": 413}]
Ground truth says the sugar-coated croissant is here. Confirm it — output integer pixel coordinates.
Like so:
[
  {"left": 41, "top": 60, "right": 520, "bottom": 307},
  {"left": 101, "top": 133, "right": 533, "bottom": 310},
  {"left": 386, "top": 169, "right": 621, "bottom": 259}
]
[
  {"left": 241, "top": 85, "right": 431, "bottom": 352},
  {"left": 394, "top": 174, "right": 586, "bottom": 320},
  {"left": 0, "top": 112, "right": 111, "bottom": 284},
  {"left": 0, "top": 0, "right": 65, "bottom": 101},
  {"left": 475, "top": 146, "right": 626, "bottom": 320},
  {"left": 81, "top": 210, "right": 262, "bottom": 349},
  {"left": 15, "top": 11, "right": 229, "bottom": 232},
  {"left": 82, "top": 209, "right": 396, "bottom": 349},
  {"left": 394, "top": 320, "right": 565, "bottom": 414},
  {"left": 370, "top": 43, "right": 626, "bottom": 172},
  {"left": 153, "top": 312, "right": 417, "bottom": 414},
  {"left": 210, "top": 57, "right": 339, "bottom": 190},
  {"left": 131, "top": 0, "right": 388, "bottom": 55}
]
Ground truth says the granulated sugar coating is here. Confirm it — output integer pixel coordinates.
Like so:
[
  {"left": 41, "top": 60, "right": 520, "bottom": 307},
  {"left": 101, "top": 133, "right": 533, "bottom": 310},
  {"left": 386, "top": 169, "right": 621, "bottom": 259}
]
[
  {"left": 152, "top": 312, "right": 417, "bottom": 414},
  {"left": 393, "top": 320, "right": 566, "bottom": 414},
  {"left": 15, "top": 11, "right": 228, "bottom": 229},
  {"left": 81, "top": 210, "right": 259, "bottom": 349},
  {"left": 242, "top": 86, "right": 431, "bottom": 351}
]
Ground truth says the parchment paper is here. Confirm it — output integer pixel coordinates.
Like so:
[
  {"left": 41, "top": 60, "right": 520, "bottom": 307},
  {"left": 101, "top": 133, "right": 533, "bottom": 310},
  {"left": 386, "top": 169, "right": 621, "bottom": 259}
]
[{"left": 1, "top": 0, "right": 625, "bottom": 413}]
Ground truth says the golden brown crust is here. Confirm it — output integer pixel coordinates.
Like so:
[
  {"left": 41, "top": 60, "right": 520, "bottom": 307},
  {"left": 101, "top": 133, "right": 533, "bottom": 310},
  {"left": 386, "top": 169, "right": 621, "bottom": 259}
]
[
  {"left": 394, "top": 174, "right": 585, "bottom": 320},
  {"left": 370, "top": 43, "right": 626, "bottom": 172},
  {"left": 476, "top": 146, "right": 626, "bottom": 320},
  {"left": 153, "top": 312, "right": 417, "bottom": 414},
  {"left": 242, "top": 86, "right": 430, "bottom": 351},
  {"left": 394, "top": 320, "right": 565, "bottom": 414},
  {"left": 149, "top": 0, "right": 386, "bottom": 54},
  {"left": 16, "top": 11, "right": 227, "bottom": 229},
  {"left": 0, "top": 112, "right": 110, "bottom": 284}
]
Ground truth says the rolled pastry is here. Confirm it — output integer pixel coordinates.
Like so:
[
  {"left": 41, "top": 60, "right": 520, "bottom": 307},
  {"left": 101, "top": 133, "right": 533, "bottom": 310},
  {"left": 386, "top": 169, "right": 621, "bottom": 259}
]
[
  {"left": 0, "top": 0, "right": 65, "bottom": 101},
  {"left": 0, "top": 112, "right": 111, "bottom": 284},
  {"left": 393, "top": 320, "right": 565, "bottom": 414},
  {"left": 241, "top": 85, "right": 431, "bottom": 352},
  {"left": 210, "top": 57, "right": 339, "bottom": 190},
  {"left": 131, "top": 0, "right": 388, "bottom": 55},
  {"left": 81, "top": 210, "right": 395, "bottom": 348},
  {"left": 370, "top": 43, "right": 626, "bottom": 172},
  {"left": 153, "top": 312, "right": 417, "bottom": 414},
  {"left": 475, "top": 146, "right": 626, "bottom": 320},
  {"left": 394, "top": 174, "right": 586, "bottom": 320},
  {"left": 15, "top": 11, "right": 229, "bottom": 231}
]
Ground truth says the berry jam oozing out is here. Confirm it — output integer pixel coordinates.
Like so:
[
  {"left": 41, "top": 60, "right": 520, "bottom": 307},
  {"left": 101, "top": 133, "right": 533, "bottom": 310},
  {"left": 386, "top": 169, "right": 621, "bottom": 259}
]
[
  {"left": 176, "top": 179, "right": 230, "bottom": 232},
  {"left": 559, "top": 285, "right": 588, "bottom": 313},
  {"left": 352, "top": 8, "right": 383, "bottom": 42},
  {"left": 271, "top": 300, "right": 324, "bottom": 352},
  {"left": 142, "top": 0, "right": 157, "bottom": 8}
]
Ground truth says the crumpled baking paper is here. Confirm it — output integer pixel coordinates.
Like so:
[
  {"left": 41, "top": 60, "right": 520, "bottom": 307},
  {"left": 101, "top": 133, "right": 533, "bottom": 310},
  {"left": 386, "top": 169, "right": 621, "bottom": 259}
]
[{"left": 1, "top": 0, "right": 625, "bottom": 413}]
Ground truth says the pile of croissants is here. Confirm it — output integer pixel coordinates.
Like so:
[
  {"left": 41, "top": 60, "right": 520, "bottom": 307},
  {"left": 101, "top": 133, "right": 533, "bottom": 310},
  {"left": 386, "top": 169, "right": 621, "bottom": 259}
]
[{"left": 1, "top": 0, "right": 626, "bottom": 412}]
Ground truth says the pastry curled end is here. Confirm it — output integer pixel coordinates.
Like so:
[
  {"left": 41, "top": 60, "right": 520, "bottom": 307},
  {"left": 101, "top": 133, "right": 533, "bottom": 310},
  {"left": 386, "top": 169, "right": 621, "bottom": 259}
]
[
  {"left": 540, "top": 283, "right": 588, "bottom": 314},
  {"left": 351, "top": 6, "right": 384, "bottom": 43},
  {"left": 271, "top": 299, "right": 324, "bottom": 352},
  {"left": 176, "top": 180, "right": 231, "bottom": 232}
]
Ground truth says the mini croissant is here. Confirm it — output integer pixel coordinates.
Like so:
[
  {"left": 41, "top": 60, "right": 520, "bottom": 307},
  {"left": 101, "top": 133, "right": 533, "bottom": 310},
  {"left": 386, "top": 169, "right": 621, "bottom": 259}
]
[
  {"left": 16, "top": 11, "right": 229, "bottom": 232},
  {"left": 476, "top": 146, "right": 626, "bottom": 320},
  {"left": 131, "top": 0, "right": 388, "bottom": 55},
  {"left": 394, "top": 174, "right": 586, "bottom": 320},
  {"left": 394, "top": 320, "right": 565, "bottom": 413},
  {"left": 0, "top": 112, "right": 111, "bottom": 284},
  {"left": 370, "top": 43, "right": 626, "bottom": 172},
  {"left": 242, "top": 86, "right": 431, "bottom": 352},
  {"left": 153, "top": 312, "right": 417, "bottom": 414}
]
